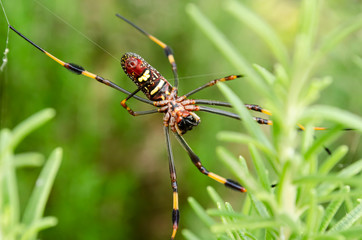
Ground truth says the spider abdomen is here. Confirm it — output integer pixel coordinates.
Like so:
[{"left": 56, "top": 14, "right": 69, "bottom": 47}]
[{"left": 121, "top": 52, "right": 172, "bottom": 101}]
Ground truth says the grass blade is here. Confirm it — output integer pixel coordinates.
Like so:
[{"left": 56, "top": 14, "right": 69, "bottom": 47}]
[
  {"left": 317, "top": 14, "right": 362, "bottom": 57},
  {"left": 188, "top": 197, "right": 215, "bottom": 227},
  {"left": 182, "top": 229, "right": 202, "bottom": 240},
  {"left": 186, "top": 3, "right": 270, "bottom": 98},
  {"left": 22, "top": 148, "right": 62, "bottom": 230},
  {"left": 303, "top": 105, "right": 362, "bottom": 132},
  {"left": 217, "top": 82, "right": 272, "bottom": 150},
  {"left": 20, "top": 217, "right": 58, "bottom": 240},
  {"left": 13, "top": 152, "right": 45, "bottom": 168},
  {"left": 11, "top": 109, "right": 55, "bottom": 150},
  {"left": 328, "top": 200, "right": 362, "bottom": 233},
  {"left": 319, "top": 186, "right": 349, "bottom": 233},
  {"left": 226, "top": 0, "right": 289, "bottom": 68},
  {"left": 293, "top": 0, "right": 320, "bottom": 68},
  {"left": 318, "top": 145, "right": 348, "bottom": 175}
]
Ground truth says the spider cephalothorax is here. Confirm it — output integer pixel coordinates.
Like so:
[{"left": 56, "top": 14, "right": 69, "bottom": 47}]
[{"left": 161, "top": 95, "right": 201, "bottom": 135}]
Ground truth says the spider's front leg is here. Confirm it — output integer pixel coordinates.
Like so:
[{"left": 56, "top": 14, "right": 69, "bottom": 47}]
[{"left": 9, "top": 25, "right": 154, "bottom": 105}]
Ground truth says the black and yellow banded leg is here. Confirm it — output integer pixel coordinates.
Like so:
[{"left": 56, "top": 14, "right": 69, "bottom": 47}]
[
  {"left": 245, "top": 104, "right": 326, "bottom": 130},
  {"left": 245, "top": 104, "right": 272, "bottom": 115},
  {"left": 297, "top": 124, "right": 327, "bottom": 131},
  {"left": 245, "top": 104, "right": 326, "bottom": 131},
  {"left": 184, "top": 75, "right": 244, "bottom": 97},
  {"left": 164, "top": 126, "right": 180, "bottom": 240},
  {"left": 197, "top": 106, "right": 272, "bottom": 126},
  {"left": 244, "top": 105, "right": 330, "bottom": 153},
  {"left": 120, "top": 86, "right": 147, "bottom": 116},
  {"left": 244, "top": 105, "right": 327, "bottom": 130},
  {"left": 254, "top": 117, "right": 273, "bottom": 125},
  {"left": 120, "top": 86, "right": 142, "bottom": 116},
  {"left": 120, "top": 99, "right": 161, "bottom": 116},
  {"left": 194, "top": 100, "right": 272, "bottom": 115},
  {"left": 243, "top": 105, "right": 330, "bottom": 153},
  {"left": 9, "top": 25, "right": 154, "bottom": 105},
  {"left": 116, "top": 14, "right": 179, "bottom": 89},
  {"left": 174, "top": 132, "right": 246, "bottom": 193},
  {"left": 196, "top": 100, "right": 326, "bottom": 130}
]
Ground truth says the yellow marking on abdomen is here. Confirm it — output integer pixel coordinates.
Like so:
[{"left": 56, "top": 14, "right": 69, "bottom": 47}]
[
  {"left": 138, "top": 69, "right": 150, "bottom": 82},
  {"left": 150, "top": 80, "right": 165, "bottom": 95}
]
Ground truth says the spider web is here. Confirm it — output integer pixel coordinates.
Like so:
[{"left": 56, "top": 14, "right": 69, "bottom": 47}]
[
  {"left": 0, "top": 0, "right": 10, "bottom": 129},
  {"left": 0, "top": 0, "right": 9, "bottom": 72}
]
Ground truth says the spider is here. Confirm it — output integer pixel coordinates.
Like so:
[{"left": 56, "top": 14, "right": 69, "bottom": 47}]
[{"left": 8, "top": 14, "right": 323, "bottom": 239}]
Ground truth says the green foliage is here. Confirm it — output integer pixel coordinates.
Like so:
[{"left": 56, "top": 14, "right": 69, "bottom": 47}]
[
  {"left": 184, "top": 0, "right": 362, "bottom": 239},
  {"left": 0, "top": 109, "right": 61, "bottom": 240}
]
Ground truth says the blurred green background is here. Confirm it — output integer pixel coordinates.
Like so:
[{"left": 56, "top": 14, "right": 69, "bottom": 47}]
[{"left": 1, "top": 0, "right": 361, "bottom": 239}]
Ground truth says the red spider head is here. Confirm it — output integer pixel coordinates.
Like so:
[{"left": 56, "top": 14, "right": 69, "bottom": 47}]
[{"left": 121, "top": 52, "right": 148, "bottom": 82}]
